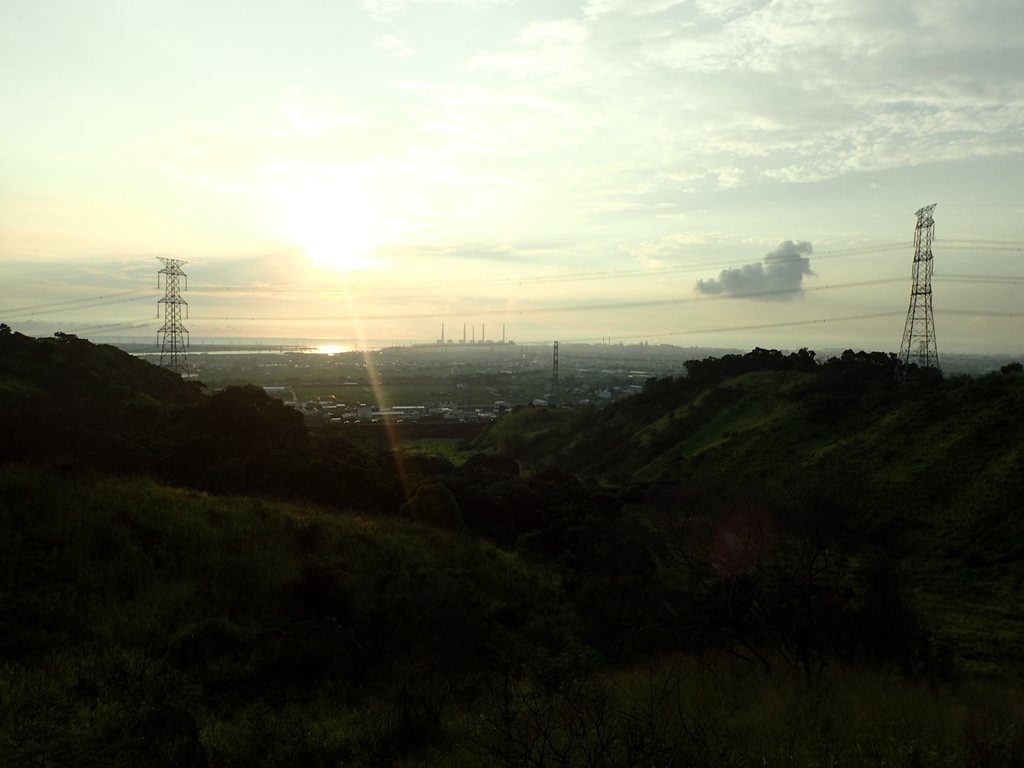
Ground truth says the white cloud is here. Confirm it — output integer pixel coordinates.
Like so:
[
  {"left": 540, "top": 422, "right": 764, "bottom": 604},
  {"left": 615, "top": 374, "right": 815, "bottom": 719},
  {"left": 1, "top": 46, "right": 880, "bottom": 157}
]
[
  {"left": 361, "top": 0, "right": 515, "bottom": 21},
  {"left": 694, "top": 0, "right": 763, "bottom": 20},
  {"left": 90, "top": 0, "right": 1024, "bottom": 285},
  {"left": 424, "top": 0, "right": 1024, "bottom": 195},
  {"left": 375, "top": 33, "right": 417, "bottom": 58},
  {"left": 399, "top": 80, "right": 577, "bottom": 155},
  {"left": 272, "top": 95, "right": 375, "bottom": 136},
  {"left": 470, "top": 20, "right": 587, "bottom": 78},
  {"left": 584, "top": 0, "right": 689, "bottom": 19},
  {"left": 123, "top": 0, "right": 1024, "bottom": 267},
  {"left": 696, "top": 240, "right": 815, "bottom": 300},
  {"left": 624, "top": 232, "right": 721, "bottom": 265}
]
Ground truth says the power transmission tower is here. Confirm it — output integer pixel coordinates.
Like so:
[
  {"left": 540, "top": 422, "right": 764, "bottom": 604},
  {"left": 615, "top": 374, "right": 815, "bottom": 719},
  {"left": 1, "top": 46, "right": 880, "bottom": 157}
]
[
  {"left": 550, "top": 341, "right": 560, "bottom": 399},
  {"left": 156, "top": 257, "right": 190, "bottom": 376},
  {"left": 898, "top": 204, "right": 940, "bottom": 377}
]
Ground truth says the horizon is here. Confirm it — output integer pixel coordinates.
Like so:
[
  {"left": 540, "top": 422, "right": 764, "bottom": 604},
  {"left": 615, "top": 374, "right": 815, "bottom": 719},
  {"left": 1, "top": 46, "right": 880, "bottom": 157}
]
[{"left": 7, "top": 329, "right": 1023, "bottom": 362}]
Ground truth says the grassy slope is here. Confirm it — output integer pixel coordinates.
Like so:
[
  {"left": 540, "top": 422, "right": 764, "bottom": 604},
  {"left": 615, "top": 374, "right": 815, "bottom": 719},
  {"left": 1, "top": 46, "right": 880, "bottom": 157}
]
[
  {"left": 7, "top": 466, "right": 1024, "bottom": 768},
  {"left": 483, "top": 371, "right": 1024, "bottom": 675},
  {"left": 3, "top": 326, "right": 1024, "bottom": 763},
  {"left": 0, "top": 331, "right": 203, "bottom": 476},
  {"left": 0, "top": 464, "right": 578, "bottom": 766},
  {"left": 0, "top": 330, "right": 198, "bottom": 407}
]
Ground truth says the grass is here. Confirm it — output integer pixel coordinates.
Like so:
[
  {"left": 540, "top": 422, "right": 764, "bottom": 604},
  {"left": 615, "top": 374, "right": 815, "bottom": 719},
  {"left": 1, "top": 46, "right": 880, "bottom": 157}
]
[
  {"left": 0, "top": 464, "right": 582, "bottom": 765},
  {"left": 702, "top": 660, "right": 1024, "bottom": 767},
  {"left": 424, "top": 653, "right": 1024, "bottom": 768},
  {"left": 4, "top": 352, "right": 1024, "bottom": 764},
  {"left": 398, "top": 437, "right": 475, "bottom": 465},
  {"left": 485, "top": 369, "right": 1024, "bottom": 679},
  {"left": 5, "top": 463, "right": 1024, "bottom": 765}
]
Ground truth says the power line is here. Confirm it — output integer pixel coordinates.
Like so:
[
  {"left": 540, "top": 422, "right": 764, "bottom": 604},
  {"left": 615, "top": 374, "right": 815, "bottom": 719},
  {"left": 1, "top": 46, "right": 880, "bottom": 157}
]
[
  {"left": 70, "top": 318, "right": 159, "bottom": 336},
  {"left": 4, "top": 238, "right": 1012, "bottom": 315},
  {"left": 544, "top": 312, "right": 908, "bottom": 345},
  {"left": 1, "top": 238, "right": 1014, "bottom": 297},
  {"left": 66, "top": 307, "right": 1014, "bottom": 347},
  {"left": 938, "top": 245, "right": 1024, "bottom": 253},
  {"left": 181, "top": 242, "right": 913, "bottom": 296},
  {"left": 651, "top": 311, "right": 907, "bottom": 340},
  {"left": 170, "top": 242, "right": 916, "bottom": 298},
  {"left": 508, "top": 306, "right": 1023, "bottom": 347},
  {"left": 0, "top": 290, "right": 154, "bottom": 317},
  {"left": 51, "top": 307, "right": 1017, "bottom": 348},
  {"left": 4, "top": 234, "right": 1020, "bottom": 343},
  {"left": 937, "top": 274, "right": 1024, "bottom": 284},
  {"left": 936, "top": 238, "right": 1024, "bottom": 246},
  {"left": 940, "top": 308, "right": 1024, "bottom": 318},
  {"left": 190, "top": 276, "right": 909, "bottom": 323}
]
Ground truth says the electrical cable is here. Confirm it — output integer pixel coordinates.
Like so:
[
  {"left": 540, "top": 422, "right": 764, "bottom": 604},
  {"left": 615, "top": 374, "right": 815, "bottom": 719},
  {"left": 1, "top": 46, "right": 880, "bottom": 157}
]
[
  {"left": 0, "top": 290, "right": 155, "bottom": 316},
  {"left": 70, "top": 319, "right": 159, "bottom": 336},
  {"left": 183, "top": 242, "right": 913, "bottom": 296},
  {"left": 550, "top": 312, "right": 908, "bottom": 344},
  {"left": 190, "top": 276, "right": 909, "bottom": 322}
]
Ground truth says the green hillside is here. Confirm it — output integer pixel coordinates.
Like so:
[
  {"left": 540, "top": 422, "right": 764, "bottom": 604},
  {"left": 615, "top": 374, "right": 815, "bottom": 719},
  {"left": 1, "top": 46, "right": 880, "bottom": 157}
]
[
  {"left": 7, "top": 464, "right": 1024, "bottom": 767},
  {"left": 0, "top": 465, "right": 588, "bottom": 765},
  {"left": 5, "top": 332, "right": 1024, "bottom": 765},
  {"left": 481, "top": 355, "right": 1024, "bottom": 566},
  {"left": 476, "top": 350, "right": 1024, "bottom": 675}
]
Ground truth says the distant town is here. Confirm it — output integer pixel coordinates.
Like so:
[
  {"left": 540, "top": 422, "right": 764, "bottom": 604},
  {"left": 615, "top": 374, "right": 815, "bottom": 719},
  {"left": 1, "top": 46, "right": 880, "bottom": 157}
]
[{"left": 113, "top": 339, "right": 1023, "bottom": 426}]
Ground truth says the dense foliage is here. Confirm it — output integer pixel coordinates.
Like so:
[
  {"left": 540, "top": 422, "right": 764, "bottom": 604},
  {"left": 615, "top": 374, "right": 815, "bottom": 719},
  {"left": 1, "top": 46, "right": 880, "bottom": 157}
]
[
  {"left": 3, "top": 329, "right": 1024, "bottom": 765},
  {"left": 475, "top": 346, "right": 1024, "bottom": 675},
  {"left": 0, "top": 467, "right": 585, "bottom": 765}
]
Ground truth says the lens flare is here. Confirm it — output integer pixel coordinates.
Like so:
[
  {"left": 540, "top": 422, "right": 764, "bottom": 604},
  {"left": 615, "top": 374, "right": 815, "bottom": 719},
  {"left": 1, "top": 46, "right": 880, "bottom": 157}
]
[{"left": 313, "top": 344, "right": 349, "bottom": 355}]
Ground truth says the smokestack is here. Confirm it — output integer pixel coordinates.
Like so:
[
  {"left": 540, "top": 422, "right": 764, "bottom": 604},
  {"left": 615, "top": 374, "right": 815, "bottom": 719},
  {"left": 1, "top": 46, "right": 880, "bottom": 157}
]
[
  {"left": 472, "top": 326, "right": 476, "bottom": 342},
  {"left": 503, "top": 324, "right": 506, "bottom": 343},
  {"left": 482, "top": 324, "right": 485, "bottom": 342},
  {"left": 442, "top": 323, "right": 445, "bottom": 343},
  {"left": 463, "top": 323, "right": 467, "bottom": 343}
]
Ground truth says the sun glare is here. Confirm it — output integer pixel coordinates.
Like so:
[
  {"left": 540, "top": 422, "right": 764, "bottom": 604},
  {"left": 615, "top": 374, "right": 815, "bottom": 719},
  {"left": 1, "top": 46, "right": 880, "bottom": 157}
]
[
  {"left": 284, "top": 178, "right": 380, "bottom": 272},
  {"left": 313, "top": 344, "right": 349, "bottom": 355}
]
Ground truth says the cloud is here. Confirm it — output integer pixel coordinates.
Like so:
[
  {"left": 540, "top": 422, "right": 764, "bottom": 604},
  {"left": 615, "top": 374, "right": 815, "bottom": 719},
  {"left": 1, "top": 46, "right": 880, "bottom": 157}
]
[
  {"left": 362, "top": 0, "right": 513, "bottom": 21},
  {"left": 695, "top": 241, "right": 814, "bottom": 300},
  {"left": 387, "top": 240, "right": 532, "bottom": 264},
  {"left": 622, "top": 232, "right": 721, "bottom": 268},
  {"left": 584, "top": 0, "right": 688, "bottom": 19},
  {"left": 399, "top": 80, "right": 574, "bottom": 155},
  {"left": 470, "top": 20, "right": 587, "bottom": 79},
  {"left": 426, "top": 0, "right": 1024, "bottom": 197},
  {"left": 106, "top": 0, "right": 1024, "bottom": 284},
  {"left": 272, "top": 93, "right": 375, "bottom": 136},
  {"left": 375, "top": 33, "right": 417, "bottom": 58}
]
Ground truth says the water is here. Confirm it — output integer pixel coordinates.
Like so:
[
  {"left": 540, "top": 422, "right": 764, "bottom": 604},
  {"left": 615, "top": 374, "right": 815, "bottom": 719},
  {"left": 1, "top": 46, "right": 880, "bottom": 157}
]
[{"left": 91, "top": 336, "right": 425, "bottom": 353}]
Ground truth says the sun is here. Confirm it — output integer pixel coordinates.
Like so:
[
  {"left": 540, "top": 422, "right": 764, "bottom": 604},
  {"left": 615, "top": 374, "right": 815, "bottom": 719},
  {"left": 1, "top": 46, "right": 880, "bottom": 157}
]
[{"left": 284, "top": 178, "right": 380, "bottom": 272}]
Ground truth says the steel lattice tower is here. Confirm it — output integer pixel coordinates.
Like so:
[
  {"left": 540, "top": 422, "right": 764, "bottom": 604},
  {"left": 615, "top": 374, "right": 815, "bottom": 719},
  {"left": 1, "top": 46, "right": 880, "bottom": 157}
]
[
  {"left": 156, "top": 257, "right": 190, "bottom": 376},
  {"left": 550, "top": 341, "right": 560, "bottom": 397},
  {"left": 898, "top": 204, "right": 940, "bottom": 376}
]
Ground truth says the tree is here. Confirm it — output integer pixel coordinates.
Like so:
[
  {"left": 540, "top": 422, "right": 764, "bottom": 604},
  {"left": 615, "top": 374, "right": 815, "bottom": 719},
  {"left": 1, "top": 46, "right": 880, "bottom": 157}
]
[
  {"left": 466, "top": 649, "right": 725, "bottom": 768},
  {"left": 400, "top": 482, "right": 463, "bottom": 528},
  {"left": 642, "top": 486, "right": 928, "bottom": 685}
]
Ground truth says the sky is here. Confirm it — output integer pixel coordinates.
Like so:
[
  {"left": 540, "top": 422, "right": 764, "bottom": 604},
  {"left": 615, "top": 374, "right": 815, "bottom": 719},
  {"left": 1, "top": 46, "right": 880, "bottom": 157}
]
[{"left": 2, "top": 0, "right": 1023, "bottom": 354}]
